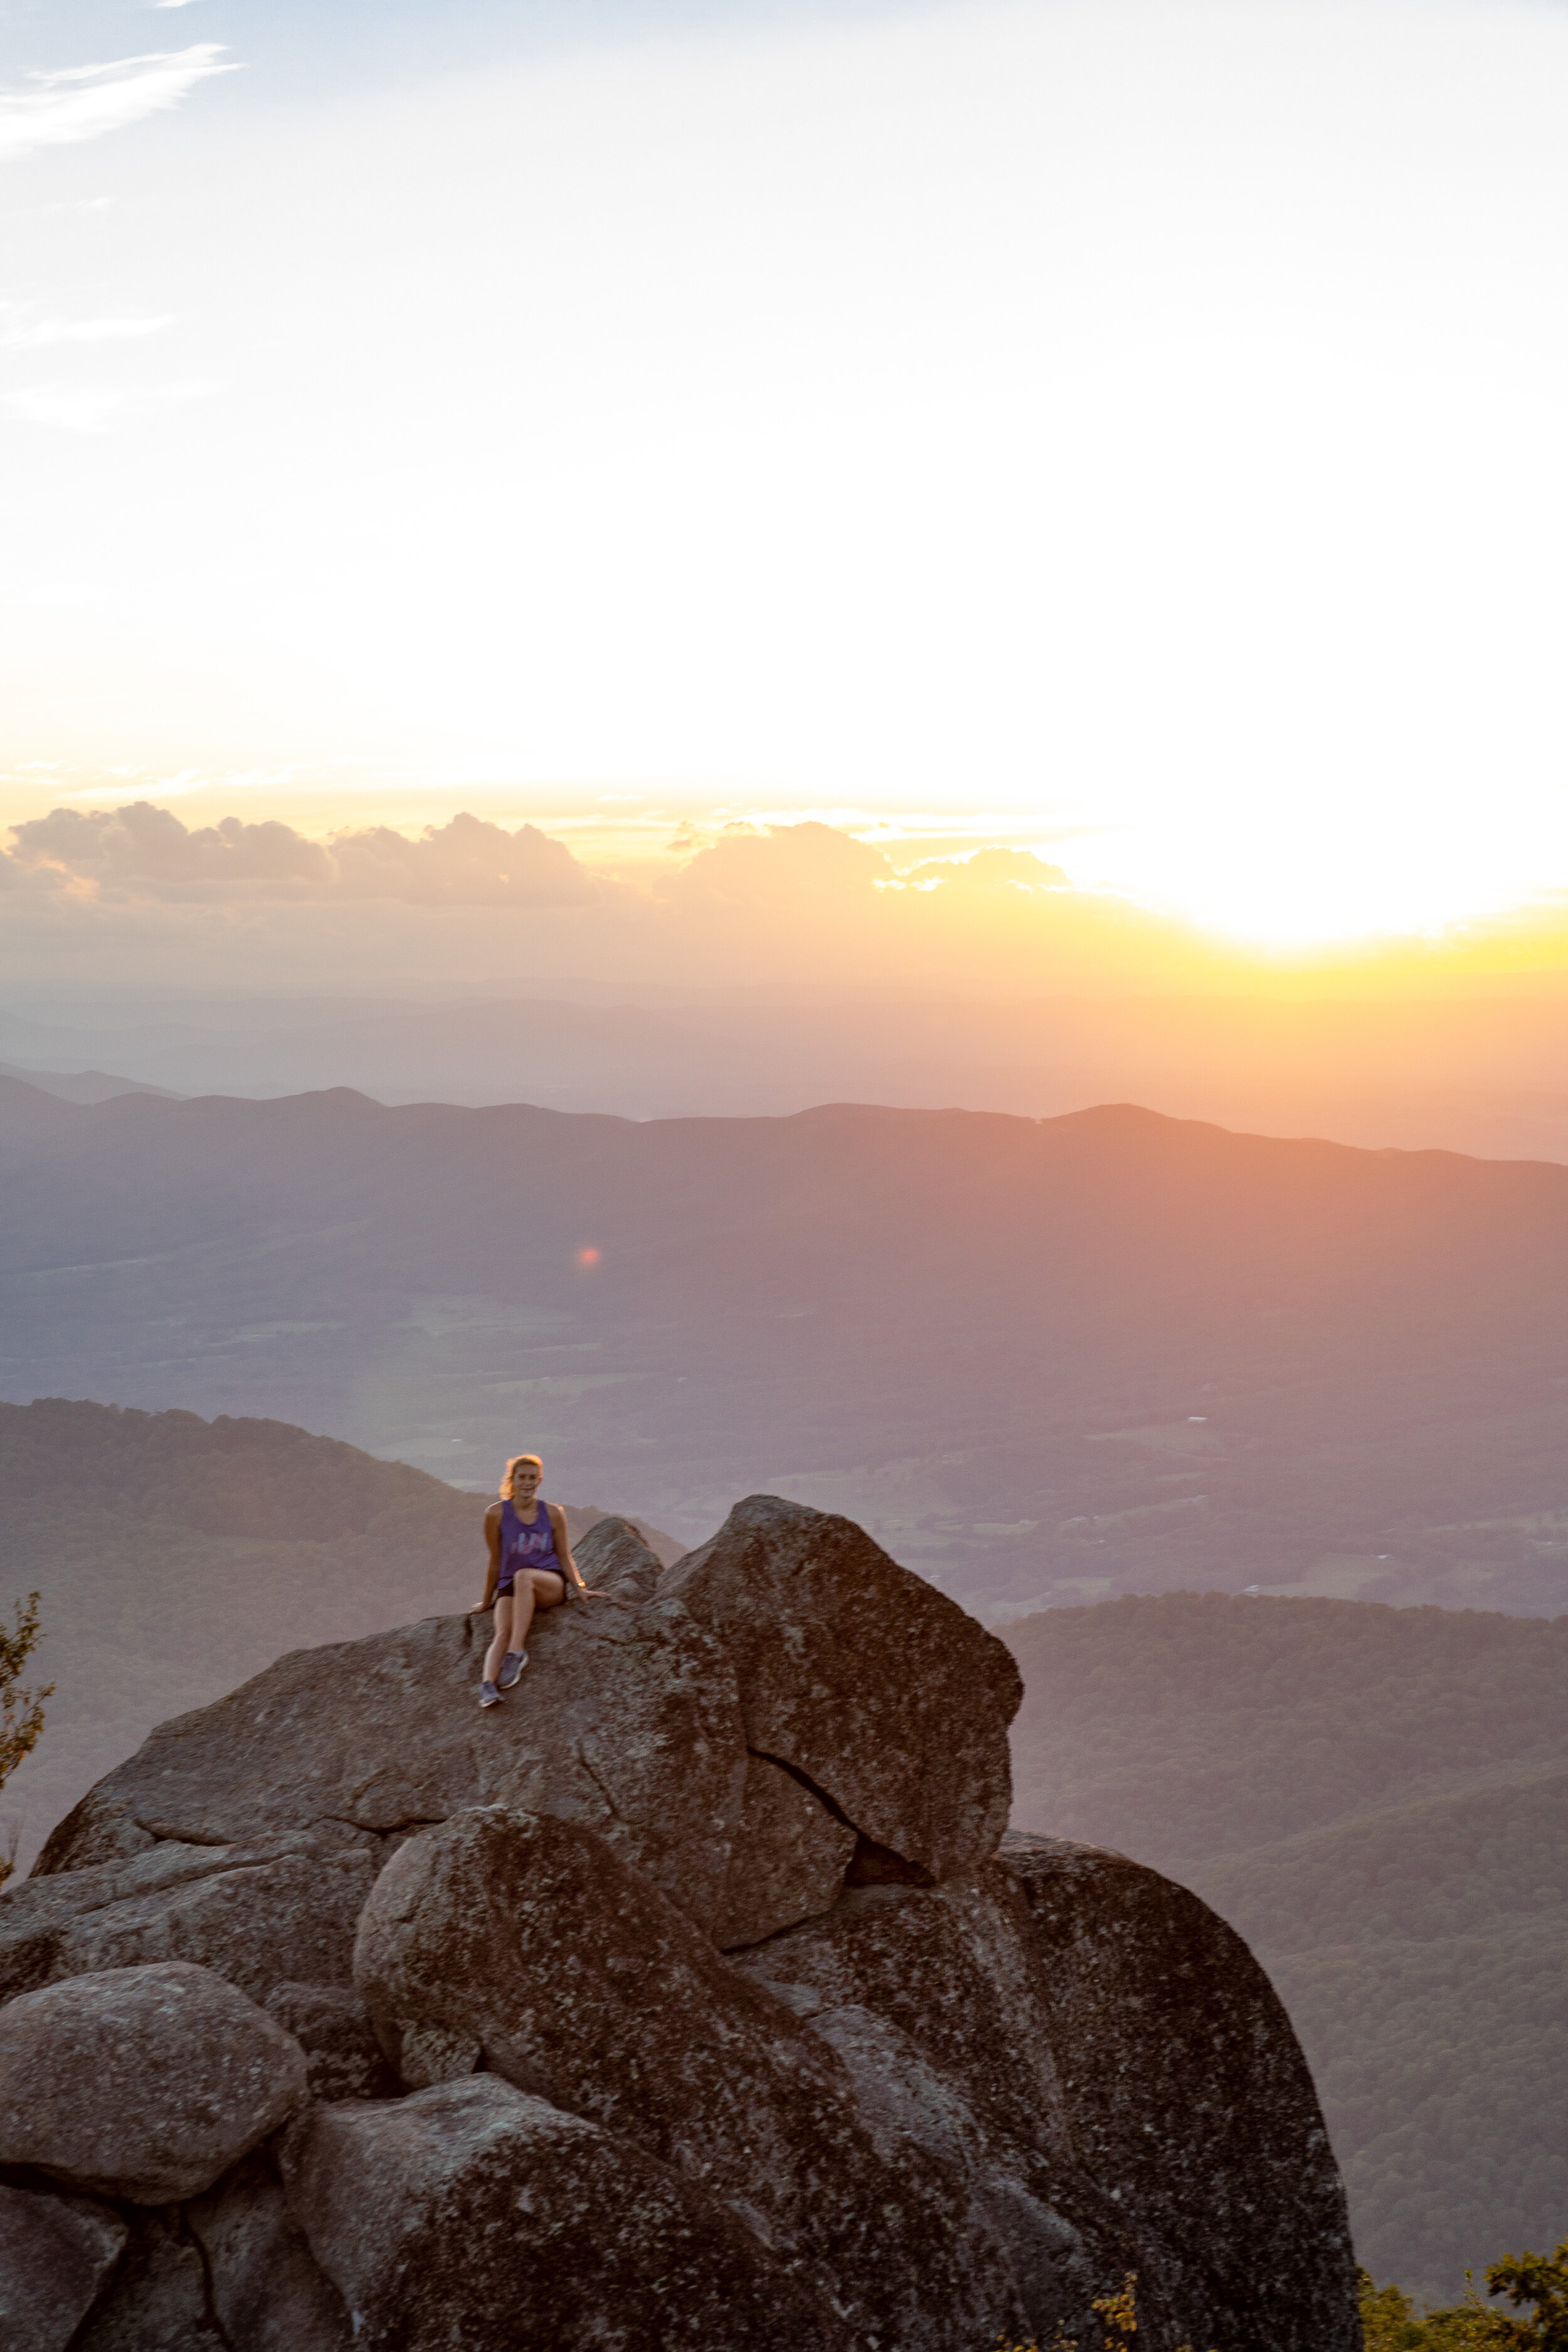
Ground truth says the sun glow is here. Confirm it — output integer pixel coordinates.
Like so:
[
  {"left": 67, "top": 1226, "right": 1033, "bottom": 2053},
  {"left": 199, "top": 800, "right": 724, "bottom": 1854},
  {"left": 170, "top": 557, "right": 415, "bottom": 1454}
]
[{"left": 8, "top": 0, "right": 1568, "bottom": 962}]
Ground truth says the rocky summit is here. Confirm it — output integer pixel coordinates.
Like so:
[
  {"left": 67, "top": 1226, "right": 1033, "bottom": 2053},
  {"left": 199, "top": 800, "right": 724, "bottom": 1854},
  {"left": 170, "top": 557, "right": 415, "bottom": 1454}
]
[{"left": 0, "top": 1496, "right": 1359, "bottom": 2351}]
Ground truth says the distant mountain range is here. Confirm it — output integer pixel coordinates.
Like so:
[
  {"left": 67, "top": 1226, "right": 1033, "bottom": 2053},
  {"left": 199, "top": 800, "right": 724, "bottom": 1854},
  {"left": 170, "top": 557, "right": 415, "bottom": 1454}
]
[
  {"left": 11, "top": 986, "right": 1568, "bottom": 1160},
  {"left": 0, "top": 1061, "right": 181, "bottom": 1104},
  {"left": 3, "top": 1078, "right": 1568, "bottom": 1616},
  {"left": 1005, "top": 1592, "right": 1568, "bottom": 2307}
]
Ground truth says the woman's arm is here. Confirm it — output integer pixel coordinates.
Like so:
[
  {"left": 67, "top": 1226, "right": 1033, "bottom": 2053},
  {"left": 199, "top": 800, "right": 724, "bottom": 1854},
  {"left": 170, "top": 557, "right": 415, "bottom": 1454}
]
[
  {"left": 549, "top": 1502, "right": 589, "bottom": 1594},
  {"left": 472, "top": 1503, "right": 502, "bottom": 1612}
]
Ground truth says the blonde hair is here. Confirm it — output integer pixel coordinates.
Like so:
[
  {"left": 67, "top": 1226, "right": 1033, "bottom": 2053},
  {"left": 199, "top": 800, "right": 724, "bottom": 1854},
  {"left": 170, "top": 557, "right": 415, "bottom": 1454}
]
[{"left": 500, "top": 1453, "right": 543, "bottom": 1497}]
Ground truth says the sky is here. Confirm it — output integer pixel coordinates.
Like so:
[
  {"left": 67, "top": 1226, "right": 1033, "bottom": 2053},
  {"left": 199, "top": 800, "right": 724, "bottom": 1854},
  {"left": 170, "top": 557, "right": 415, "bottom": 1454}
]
[{"left": 6, "top": 0, "right": 1568, "bottom": 979}]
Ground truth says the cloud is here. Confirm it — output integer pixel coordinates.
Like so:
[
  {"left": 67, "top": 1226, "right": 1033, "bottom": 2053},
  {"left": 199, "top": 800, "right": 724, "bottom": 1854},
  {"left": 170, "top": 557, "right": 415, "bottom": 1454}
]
[
  {"left": 896, "top": 847, "right": 1071, "bottom": 893},
  {"left": 0, "top": 805, "right": 1229, "bottom": 1000},
  {"left": 0, "top": 307, "right": 172, "bottom": 351},
  {"left": 326, "top": 813, "right": 601, "bottom": 907},
  {"left": 665, "top": 821, "right": 894, "bottom": 908},
  {"left": 0, "top": 47, "right": 235, "bottom": 162},
  {"left": 4, "top": 803, "right": 602, "bottom": 908},
  {"left": 1, "top": 379, "right": 216, "bottom": 433}
]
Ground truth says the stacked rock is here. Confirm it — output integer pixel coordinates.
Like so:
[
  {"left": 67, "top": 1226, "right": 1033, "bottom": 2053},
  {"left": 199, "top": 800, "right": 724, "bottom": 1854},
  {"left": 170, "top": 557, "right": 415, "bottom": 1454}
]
[{"left": 0, "top": 1498, "right": 1360, "bottom": 2352}]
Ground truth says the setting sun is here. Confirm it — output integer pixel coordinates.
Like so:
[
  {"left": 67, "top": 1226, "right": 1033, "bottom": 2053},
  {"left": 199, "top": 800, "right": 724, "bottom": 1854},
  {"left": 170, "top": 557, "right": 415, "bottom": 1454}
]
[{"left": 10, "top": 0, "right": 1568, "bottom": 968}]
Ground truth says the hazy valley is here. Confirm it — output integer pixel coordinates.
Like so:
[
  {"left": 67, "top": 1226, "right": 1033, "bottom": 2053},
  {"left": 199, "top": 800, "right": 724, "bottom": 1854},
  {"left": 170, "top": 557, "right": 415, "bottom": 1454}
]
[{"left": 4, "top": 1074, "right": 1568, "bottom": 1618}]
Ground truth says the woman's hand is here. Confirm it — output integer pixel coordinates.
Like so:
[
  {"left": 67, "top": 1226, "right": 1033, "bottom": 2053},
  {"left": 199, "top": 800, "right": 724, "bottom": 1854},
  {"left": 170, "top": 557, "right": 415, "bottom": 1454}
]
[{"left": 469, "top": 1601, "right": 494, "bottom": 1614}]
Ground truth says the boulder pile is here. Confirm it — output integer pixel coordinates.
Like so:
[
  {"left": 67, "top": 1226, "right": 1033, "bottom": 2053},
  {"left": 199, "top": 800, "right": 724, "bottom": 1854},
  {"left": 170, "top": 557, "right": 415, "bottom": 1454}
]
[{"left": 0, "top": 1496, "right": 1359, "bottom": 2351}]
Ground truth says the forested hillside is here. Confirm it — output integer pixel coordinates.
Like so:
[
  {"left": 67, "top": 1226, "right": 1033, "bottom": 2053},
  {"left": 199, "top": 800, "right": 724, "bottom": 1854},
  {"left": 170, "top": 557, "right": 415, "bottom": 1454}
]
[
  {"left": 1006, "top": 1593, "right": 1568, "bottom": 2304},
  {"left": 0, "top": 1399, "right": 673, "bottom": 1874}
]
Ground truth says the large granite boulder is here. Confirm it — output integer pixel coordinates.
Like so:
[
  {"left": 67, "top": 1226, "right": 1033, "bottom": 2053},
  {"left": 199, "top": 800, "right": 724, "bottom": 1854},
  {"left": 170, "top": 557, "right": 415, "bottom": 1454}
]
[
  {"left": 664, "top": 1495, "right": 1023, "bottom": 1879},
  {"left": 0, "top": 1827, "right": 379, "bottom": 2008},
  {"left": 0, "top": 2182, "right": 126, "bottom": 2352},
  {"left": 279, "top": 2076, "right": 851, "bottom": 2352},
  {"left": 575, "top": 1511, "right": 665, "bottom": 1601},
  {"left": 36, "top": 1596, "right": 751, "bottom": 1942},
  {"left": 734, "top": 1856, "right": 1147, "bottom": 2343},
  {"left": 997, "top": 1831, "right": 1360, "bottom": 2352},
  {"left": 0, "top": 1961, "right": 308, "bottom": 2201},
  {"left": 4, "top": 1496, "right": 1359, "bottom": 2352},
  {"left": 712, "top": 1749, "right": 857, "bottom": 1947},
  {"left": 736, "top": 1837, "right": 1359, "bottom": 2350},
  {"left": 352, "top": 1803, "right": 1003, "bottom": 2346}
]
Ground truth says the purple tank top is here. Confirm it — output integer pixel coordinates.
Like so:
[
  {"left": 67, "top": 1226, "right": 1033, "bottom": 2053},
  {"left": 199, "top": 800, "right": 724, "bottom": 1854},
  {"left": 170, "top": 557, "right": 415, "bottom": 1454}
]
[{"left": 499, "top": 1498, "right": 562, "bottom": 1584}]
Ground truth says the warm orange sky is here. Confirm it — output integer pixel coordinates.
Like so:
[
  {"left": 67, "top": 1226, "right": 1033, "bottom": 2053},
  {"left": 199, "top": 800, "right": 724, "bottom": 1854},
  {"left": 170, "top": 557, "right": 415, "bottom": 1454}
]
[
  {"left": 10, "top": 0, "right": 1568, "bottom": 965},
  {"left": 7, "top": 793, "right": 1568, "bottom": 1005}
]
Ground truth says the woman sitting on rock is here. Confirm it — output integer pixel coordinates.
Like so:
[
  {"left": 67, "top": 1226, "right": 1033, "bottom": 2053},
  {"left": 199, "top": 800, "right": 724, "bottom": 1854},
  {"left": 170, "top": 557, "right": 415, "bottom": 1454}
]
[{"left": 474, "top": 1453, "right": 588, "bottom": 1708}]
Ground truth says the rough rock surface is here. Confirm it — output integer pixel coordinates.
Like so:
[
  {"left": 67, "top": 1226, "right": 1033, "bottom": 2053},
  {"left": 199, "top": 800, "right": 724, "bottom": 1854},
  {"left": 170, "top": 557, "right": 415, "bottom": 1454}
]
[
  {"left": 36, "top": 1594, "right": 750, "bottom": 1941},
  {"left": 263, "top": 1981, "right": 399, "bottom": 2102},
  {"left": 70, "top": 2210, "right": 226, "bottom": 2352},
  {"left": 280, "top": 2076, "right": 852, "bottom": 2352},
  {"left": 575, "top": 1510, "right": 665, "bottom": 1601},
  {"left": 0, "top": 2181, "right": 126, "bottom": 2352},
  {"left": 0, "top": 1827, "right": 379, "bottom": 2008},
  {"left": 60, "top": 2151, "right": 356, "bottom": 2352},
  {"left": 712, "top": 1749, "right": 857, "bottom": 1948},
  {"left": 738, "top": 1838, "right": 1359, "bottom": 2348},
  {"left": 189, "top": 2153, "right": 355, "bottom": 2352},
  {"left": 6, "top": 1495, "right": 1359, "bottom": 2352},
  {"left": 665, "top": 1493, "right": 1022, "bottom": 1878},
  {"left": 0, "top": 1961, "right": 307, "bottom": 2201},
  {"left": 352, "top": 1803, "right": 1004, "bottom": 2346},
  {"left": 734, "top": 1860, "right": 1146, "bottom": 2341},
  {"left": 998, "top": 1830, "right": 1360, "bottom": 2352}
]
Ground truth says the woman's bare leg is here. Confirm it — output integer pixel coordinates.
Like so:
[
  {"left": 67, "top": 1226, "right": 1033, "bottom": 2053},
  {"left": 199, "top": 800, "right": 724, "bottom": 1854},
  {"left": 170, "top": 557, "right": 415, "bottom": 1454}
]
[
  {"left": 484, "top": 1574, "right": 564, "bottom": 1682},
  {"left": 484, "top": 1594, "right": 519, "bottom": 1683}
]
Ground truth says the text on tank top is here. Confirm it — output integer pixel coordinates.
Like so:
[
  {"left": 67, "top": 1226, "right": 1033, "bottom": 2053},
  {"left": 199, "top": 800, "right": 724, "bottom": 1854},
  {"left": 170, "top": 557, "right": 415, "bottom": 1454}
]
[{"left": 499, "top": 1498, "right": 561, "bottom": 1581}]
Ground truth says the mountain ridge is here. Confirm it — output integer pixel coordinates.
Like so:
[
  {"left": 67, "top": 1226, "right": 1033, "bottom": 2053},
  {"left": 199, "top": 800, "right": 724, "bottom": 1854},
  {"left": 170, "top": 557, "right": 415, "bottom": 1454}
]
[{"left": 6, "top": 1087, "right": 1568, "bottom": 1613}]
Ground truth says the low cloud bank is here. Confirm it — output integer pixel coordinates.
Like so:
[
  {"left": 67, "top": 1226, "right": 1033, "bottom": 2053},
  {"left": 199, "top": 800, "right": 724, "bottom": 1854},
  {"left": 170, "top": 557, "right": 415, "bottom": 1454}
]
[
  {"left": 6, "top": 803, "right": 600, "bottom": 908},
  {"left": 664, "top": 822, "right": 1070, "bottom": 906},
  {"left": 0, "top": 802, "right": 1222, "bottom": 997}
]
